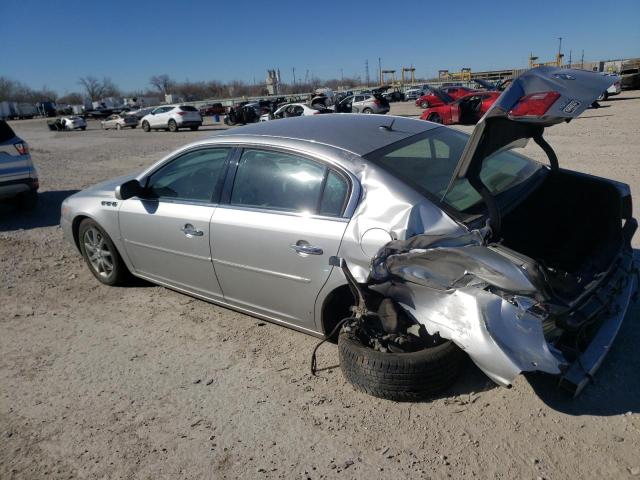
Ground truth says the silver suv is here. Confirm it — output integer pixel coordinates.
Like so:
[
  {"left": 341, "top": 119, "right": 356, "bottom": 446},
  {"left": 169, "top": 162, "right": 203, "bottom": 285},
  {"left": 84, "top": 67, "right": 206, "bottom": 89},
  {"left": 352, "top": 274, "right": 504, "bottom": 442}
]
[
  {"left": 0, "top": 120, "right": 38, "bottom": 209},
  {"left": 336, "top": 94, "right": 390, "bottom": 114}
]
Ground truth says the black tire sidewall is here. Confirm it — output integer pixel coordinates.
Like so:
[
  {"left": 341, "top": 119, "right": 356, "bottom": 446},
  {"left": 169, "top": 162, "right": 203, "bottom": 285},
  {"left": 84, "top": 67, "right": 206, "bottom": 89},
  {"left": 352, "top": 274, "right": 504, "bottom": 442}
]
[{"left": 338, "top": 328, "right": 464, "bottom": 401}]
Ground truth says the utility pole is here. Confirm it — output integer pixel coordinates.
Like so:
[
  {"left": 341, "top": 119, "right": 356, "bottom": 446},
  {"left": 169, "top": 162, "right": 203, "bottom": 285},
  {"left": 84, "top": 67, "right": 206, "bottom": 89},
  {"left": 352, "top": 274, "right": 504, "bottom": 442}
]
[
  {"left": 558, "top": 37, "right": 562, "bottom": 56},
  {"left": 581, "top": 50, "right": 584, "bottom": 69},
  {"left": 378, "top": 57, "right": 382, "bottom": 85},
  {"left": 340, "top": 68, "right": 344, "bottom": 85},
  {"left": 292, "top": 67, "right": 296, "bottom": 85},
  {"left": 365, "top": 59, "right": 370, "bottom": 87},
  {"left": 568, "top": 50, "right": 572, "bottom": 67}
]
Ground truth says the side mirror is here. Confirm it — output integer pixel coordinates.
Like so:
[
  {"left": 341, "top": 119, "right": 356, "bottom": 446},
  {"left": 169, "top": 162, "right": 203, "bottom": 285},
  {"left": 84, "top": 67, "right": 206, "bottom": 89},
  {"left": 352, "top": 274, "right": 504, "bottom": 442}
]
[{"left": 115, "top": 179, "right": 144, "bottom": 200}]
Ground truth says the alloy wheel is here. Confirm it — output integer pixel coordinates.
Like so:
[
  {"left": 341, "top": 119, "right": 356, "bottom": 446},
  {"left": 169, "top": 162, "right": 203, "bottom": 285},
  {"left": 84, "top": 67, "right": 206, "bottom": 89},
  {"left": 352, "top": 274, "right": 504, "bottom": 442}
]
[{"left": 83, "top": 227, "right": 114, "bottom": 278}]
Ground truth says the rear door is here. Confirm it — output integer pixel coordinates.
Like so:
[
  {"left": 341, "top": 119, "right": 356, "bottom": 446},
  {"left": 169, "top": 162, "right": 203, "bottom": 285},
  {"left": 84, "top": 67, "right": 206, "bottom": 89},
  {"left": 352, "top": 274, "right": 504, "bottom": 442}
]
[
  {"left": 210, "top": 147, "right": 351, "bottom": 330},
  {"left": 119, "top": 147, "right": 232, "bottom": 300},
  {"left": 179, "top": 105, "right": 202, "bottom": 122}
]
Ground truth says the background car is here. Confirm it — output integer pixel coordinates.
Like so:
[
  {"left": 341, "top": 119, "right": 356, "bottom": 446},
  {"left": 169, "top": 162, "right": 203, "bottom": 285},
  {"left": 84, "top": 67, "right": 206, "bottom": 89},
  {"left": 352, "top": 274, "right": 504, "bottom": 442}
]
[
  {"left": 403, "top": 88, "right": 425, "bottom": 101},
  {"left": 140, "top": 105, "right": 202, "bottom": 132},
  {"left": 335, "top": 93, "right": 390, "bottom": 114},
  {"left": 101, "top": 114, "right": 138, "bottom": 130},
  {"left": 0, "top": 119, "right": 38, "bottom": 209},
  {"left": 620, "top": 67, "right": 640, "bottom": 90},
  {"left": 199, "top": 103, "right": 225, "bottom": 117},
  {"left": 260, "top": 103, "right": 332, "bottom": 121},
  {"left": 420, "top": 91, "right": 500, "bottom": 125},
  {"left": 46, "top": 116, "right": 87, "bottom": 131},
  {"left": 127, "top": 107, "right": 155, "bottom": 122}
]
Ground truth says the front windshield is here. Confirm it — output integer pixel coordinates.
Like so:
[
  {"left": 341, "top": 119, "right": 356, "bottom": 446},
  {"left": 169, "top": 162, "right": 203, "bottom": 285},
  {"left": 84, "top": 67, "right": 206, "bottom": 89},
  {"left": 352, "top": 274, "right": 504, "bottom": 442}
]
[{"left": 367, "top": 127, "right": 542, "bottom": 214}]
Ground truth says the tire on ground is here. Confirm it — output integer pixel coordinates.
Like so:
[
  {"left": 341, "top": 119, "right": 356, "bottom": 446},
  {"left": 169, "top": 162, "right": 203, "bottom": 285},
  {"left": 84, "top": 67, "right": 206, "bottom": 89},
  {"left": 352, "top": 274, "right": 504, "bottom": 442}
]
[{"left": 338, "top": 328, "right": 465, "bottom": 401}]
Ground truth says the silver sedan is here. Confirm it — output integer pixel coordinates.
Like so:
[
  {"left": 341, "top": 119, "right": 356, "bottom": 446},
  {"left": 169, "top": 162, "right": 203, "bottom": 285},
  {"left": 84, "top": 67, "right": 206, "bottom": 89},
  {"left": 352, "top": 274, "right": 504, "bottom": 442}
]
[
  {"left": 61, "top": 67, "right": 636, "bottom": 399},
  {"left": 101, "top": 114, "right": 138, "bottom": 130}
]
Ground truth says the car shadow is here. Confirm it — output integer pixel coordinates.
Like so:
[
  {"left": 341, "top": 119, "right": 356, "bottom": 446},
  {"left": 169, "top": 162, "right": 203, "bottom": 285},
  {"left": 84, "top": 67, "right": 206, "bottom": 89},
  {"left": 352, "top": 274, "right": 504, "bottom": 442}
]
[
  {"left": 527, "top": 249, "right": 640, "bottom": 416},
  {"left": 0, "top": 189, "right": 79, "bottom": 231}
]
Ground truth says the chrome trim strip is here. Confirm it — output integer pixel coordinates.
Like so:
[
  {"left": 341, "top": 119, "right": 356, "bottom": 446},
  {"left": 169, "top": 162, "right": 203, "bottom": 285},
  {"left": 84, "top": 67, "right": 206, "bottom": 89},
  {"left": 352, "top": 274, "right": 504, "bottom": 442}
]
[
  {"left": 124, "top": 239, "right": 211, "bottom": 261},
  {"left": 212, "top": 258, "right": 311, "bottom": 283},
  {"left": 215, "top": 203, "right": 349, "bottom": 222}
]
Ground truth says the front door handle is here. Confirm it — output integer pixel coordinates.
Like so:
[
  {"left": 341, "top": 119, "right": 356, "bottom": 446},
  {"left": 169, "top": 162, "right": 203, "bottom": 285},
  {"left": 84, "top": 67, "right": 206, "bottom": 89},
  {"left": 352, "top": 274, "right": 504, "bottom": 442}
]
[
  {"left": 180, "top": 223, "right": 204, "bottom": 237},
  {"left": 290, "top": 241, "right": 323, "bottom": 256}
]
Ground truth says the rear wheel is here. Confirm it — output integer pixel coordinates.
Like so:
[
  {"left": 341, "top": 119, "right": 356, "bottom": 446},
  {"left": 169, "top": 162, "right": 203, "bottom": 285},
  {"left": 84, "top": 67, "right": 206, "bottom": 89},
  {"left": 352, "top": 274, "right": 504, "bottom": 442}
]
[
  {"left": 428, "top": 113, "right": 442, "bottom": 124},
  {"left": 339, "top": 326, "right": 464, "bottom": 401},
  {"left": 131, "top": 125, "right": 137, "bottom": 129},
  {"left": 17, "top": 189, "right": 38, "bottom": 211},
  {"left": 362, "top": 108, "right": 373, "bottom": 114},
  {"left": 142, "top": 121, "right": 150, "bottom": 132},
  {"left": 168, "top": 120, "right": 178, "bottom": 132},
  {"left": 78, "top": 219, "right": 131, "bottom": 286},
  {"left": 190, "top": 125, "right": 199, "bottom": 131}
]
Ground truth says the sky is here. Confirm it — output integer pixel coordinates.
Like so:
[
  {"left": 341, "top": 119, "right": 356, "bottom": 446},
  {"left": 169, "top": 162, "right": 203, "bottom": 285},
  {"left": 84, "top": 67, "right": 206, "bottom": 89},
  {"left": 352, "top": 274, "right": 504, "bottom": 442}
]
[{"left": 1, "top": 0, "right": 639, "bottom": 95}]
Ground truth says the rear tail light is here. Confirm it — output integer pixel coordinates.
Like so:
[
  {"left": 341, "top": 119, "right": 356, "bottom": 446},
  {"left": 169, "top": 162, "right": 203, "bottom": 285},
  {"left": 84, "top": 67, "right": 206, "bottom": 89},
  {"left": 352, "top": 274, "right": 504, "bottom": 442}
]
[
  {"left": 14, "top": 142, "right": 29, "bottom": 155},
  {"left": 373, "top": 99, "right": 381, "bottom": 106},
  {"left": 509, "top": 91, "right": 561, "bottom": 117},
  {"left": 177, "top": 111, "right": 187, "bottom": 116}
]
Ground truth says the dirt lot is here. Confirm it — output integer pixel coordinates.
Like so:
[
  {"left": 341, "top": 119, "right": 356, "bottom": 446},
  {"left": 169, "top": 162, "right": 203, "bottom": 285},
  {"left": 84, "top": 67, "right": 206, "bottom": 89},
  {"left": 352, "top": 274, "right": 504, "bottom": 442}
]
[{"left": 2, "top": 93, "right": 640, "bottom": 479}]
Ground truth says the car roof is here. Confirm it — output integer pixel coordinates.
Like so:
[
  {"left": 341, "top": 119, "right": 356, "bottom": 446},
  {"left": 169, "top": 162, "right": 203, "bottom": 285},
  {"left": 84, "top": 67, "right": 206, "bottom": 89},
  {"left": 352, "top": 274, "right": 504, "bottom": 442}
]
[{"left": 213, "top": 114, "right": 439, "bottom": 156}]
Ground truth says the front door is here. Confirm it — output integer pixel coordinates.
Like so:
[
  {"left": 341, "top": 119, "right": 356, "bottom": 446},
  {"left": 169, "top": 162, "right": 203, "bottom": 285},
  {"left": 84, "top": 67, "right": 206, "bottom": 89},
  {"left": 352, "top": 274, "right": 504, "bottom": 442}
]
[
  {"left": 119, "top": 147, "right": 232, "bottom": 300},
  {"left": 210, "top": 148, "right": 351, "bottom": 330}
]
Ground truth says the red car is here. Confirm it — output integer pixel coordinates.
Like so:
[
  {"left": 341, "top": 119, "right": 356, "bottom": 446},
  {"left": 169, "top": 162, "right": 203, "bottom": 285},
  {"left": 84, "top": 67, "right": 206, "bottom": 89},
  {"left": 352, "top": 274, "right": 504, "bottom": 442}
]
[
  {"left": 419, "top": 91, "right": 501, "bottom": 125},
  {"left": 415, "top": 86, "right": 478, "bottom": 108}
]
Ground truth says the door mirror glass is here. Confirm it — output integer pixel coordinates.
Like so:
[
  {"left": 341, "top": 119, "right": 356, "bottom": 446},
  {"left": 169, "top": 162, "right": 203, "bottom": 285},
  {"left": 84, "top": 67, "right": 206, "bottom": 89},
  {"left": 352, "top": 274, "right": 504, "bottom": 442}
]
[{"left": 115, "top": 179, "right": 144, "bottom": 200}]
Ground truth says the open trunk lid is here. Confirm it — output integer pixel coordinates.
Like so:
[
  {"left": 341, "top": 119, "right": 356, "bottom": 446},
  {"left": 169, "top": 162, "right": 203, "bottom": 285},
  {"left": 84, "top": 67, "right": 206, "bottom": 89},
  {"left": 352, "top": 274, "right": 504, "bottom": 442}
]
[{"left": 443, "top": 66, "right": 616, "bottom": 233}]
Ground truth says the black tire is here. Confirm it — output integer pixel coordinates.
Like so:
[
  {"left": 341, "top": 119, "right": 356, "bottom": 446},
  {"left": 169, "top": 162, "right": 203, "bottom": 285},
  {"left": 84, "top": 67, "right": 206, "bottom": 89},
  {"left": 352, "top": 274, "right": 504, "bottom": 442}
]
[
  {"left": 362, "top": 108, "right": 373, "bottom": 114},
  {"left": 142, "top": 121, "right": 150, "bottom": 132},
  {"left": 338, "top": 328, "right": 464, "bottom": 401},
  {"left": 168, "top": 120, "right": 178, "bottom": 132},
  {"left": 78, "top": 218, "right": 131, "bottom": 286},
  {"left": 428, "top": 113, "right": 442, "bottom": 124},
  {"left": 420, "top": 101, "right": 429, "bottom": 109},
  {"left": 80, "top": 126, "right": 86, "bottom": 131},
  {"left": 17, "top": 189, "right": 38, "bottom": 211},
  {"left": 190, "top": 125, "right": 199, "bottom": 131},
  {"left": 597, "top": 91, "right": 608, "bottom": 101},
  {"left": 131, "top": 126, "right": 137, "bottom": 129}
]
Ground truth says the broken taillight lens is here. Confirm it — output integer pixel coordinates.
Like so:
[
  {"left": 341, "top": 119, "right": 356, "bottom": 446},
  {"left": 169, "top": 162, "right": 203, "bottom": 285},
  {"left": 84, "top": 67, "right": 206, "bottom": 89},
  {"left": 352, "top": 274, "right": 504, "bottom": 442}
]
[
  {"left": 14, "top": 142, "right": 29, "bottom": 155},
  {"left": 509, "top": 91, "right": 561, "bottom": 117}
]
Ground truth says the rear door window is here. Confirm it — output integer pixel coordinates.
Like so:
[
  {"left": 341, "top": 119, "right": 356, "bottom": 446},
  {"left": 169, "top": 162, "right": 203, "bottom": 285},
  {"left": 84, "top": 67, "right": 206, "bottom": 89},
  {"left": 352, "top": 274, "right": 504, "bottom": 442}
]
[
  {"left": 230, "top": 149, "right": 349, "bottom": 216},
  {"left": 179, "top": 106, "right": 198, "bottom": 112}
]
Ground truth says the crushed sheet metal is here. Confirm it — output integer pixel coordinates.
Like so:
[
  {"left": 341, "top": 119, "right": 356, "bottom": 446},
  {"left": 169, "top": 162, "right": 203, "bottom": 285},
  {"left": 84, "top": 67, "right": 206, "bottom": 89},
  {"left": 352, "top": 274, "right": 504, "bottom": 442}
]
[{"left": 371, "top": 281, "right": 564, "bottom": 385}]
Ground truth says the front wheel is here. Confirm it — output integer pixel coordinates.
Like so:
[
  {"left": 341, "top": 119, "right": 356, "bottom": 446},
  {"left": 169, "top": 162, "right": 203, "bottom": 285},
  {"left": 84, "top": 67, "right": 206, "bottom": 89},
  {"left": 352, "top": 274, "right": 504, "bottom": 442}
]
[
  {"left": 142, "top": 121, "right": 150, "bottom": 132},
  {"left": 78, "top": 219, "right": 131, "bottom": 286},
  {"left": 80, "top": 126, "right": 86, "bottom": 131},
  {"left": 168, "top": 120, "right": 178, "bottom": 132},
  {"left": 131, "top": 125, "right": 137, "bottom": 129}
]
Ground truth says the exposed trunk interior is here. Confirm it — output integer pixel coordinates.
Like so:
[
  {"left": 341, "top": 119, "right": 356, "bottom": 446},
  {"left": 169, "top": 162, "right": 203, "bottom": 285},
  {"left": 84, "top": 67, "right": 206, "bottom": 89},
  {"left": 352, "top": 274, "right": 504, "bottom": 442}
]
[{"left": 500, "top": 170, "right": 625, "bottom": 302}]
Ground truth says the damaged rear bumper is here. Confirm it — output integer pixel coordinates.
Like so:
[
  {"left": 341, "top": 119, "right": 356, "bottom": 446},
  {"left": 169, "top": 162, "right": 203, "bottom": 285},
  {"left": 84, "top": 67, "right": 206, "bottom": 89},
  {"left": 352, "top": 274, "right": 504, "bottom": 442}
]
[{"left": 558, "top": 249, "right": 638, "bottom": 396}]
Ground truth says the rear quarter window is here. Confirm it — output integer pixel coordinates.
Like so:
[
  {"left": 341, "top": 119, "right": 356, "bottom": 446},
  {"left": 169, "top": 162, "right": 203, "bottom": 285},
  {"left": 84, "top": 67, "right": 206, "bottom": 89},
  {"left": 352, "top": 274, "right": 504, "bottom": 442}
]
[{"left": 179, "top": 106, "right": 198, "bottom": 112}]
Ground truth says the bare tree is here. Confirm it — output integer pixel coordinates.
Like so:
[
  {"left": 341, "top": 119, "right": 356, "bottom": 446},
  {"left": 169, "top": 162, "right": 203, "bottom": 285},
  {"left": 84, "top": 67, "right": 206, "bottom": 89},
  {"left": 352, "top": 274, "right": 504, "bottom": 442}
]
[
  {"left": 78, "top": 76, "right": 104, "bottom": 101},
  {"left": 57, "top": 92, "right": 84, "bottom": 104},
  {"left": 150, "top": 74, "right": 174, "bottom": 95},
  {"left": 101, "top": 77, "right": 121, "bottom": 97}
]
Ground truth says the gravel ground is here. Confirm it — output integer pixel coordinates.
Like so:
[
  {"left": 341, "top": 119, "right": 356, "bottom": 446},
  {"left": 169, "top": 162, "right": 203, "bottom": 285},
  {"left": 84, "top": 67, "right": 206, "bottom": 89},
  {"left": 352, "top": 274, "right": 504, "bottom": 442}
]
[{"left": 1, "top": 93, "right": 640, "bottom": 479}]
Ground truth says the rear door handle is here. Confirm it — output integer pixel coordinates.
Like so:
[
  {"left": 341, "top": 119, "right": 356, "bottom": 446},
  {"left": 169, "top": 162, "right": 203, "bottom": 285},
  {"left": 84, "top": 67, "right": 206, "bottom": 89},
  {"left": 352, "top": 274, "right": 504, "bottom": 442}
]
[
  {"left": 290, "top": 242, "right": 323, "bottom": 256},
  {"left": 180, "top": 223, "right": 204, "bottom": 237}
]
